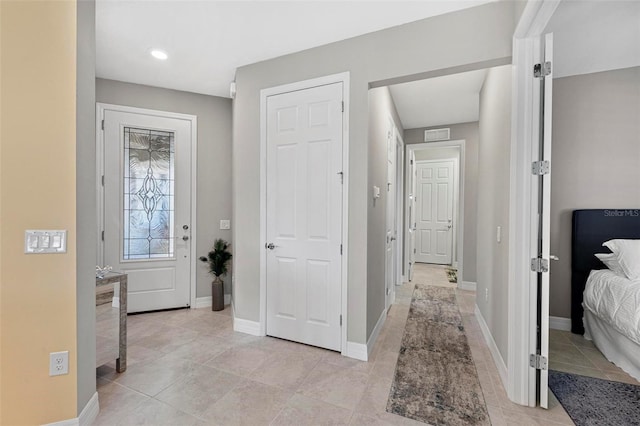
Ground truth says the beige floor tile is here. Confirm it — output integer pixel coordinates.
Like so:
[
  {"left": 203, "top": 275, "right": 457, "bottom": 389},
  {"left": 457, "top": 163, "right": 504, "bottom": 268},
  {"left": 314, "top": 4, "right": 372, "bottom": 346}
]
[
  {"left": 135, "top": 325, "right": 200, "bottom": 354},
  {"left": 108, "top": 398, "right": 205, "bottom": 426},
  {"left": 201, "top": 379, "right": 292, "bottom": 425},
  {"left": 271, "top": 393, "right": 352, "bottom": 426},
  {"left": 549, "top": 343, "right": 596, "bottom": 368},
  {"left": 93, "top": 378, "right": 150, "bottom": 423},
  {"left": 113, "top": 353, "right": 201, "bottom": 396},
  {"left": 322, "top": 350, "right": 373, "bottom": 373},
  {"left": 251, "top": 350, "right": 322, "bottom": 390},
  {"left": 605, "top": 371, "right": 640, "bottom": 385},
  {"left": 577, "top": 347, "right": 625, "bottom": 373},
  {"left": 355, "top": 374, "right": 393, "bottom": 415},
  {"left": 298, "top": 362, "right": 370, "bottom": 410},
  {"left": 154, "top": 366, "right": 240, "bottom": 418},
  {"left": 206, "top": 343, "right": 273, "bottom": 377},
  {"left": 163, "top": 334, "right": 233, "bottom": 365},
  {"left": 370, "top": 349, "right": 399, "bottom": 381},
  {"left": 549, "top": 360, "right": 611, "bottom": 380}
]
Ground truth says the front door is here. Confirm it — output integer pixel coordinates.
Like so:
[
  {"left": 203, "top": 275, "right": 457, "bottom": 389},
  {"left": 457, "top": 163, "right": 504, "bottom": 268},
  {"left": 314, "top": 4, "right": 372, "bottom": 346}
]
[
  {"left": 265, "top": 82, "right": 343, "bottom": 351},
  {"left": 415, "top": 160, "right": 454, "bottom": 264},
  {"left": 102, "top": 105, "right": 193, "bottom": 313}
]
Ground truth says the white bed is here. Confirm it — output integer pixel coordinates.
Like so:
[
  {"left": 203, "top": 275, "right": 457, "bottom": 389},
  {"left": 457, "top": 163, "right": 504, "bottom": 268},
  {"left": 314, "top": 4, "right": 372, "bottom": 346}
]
[{"left": 582, "top": 269, "right": 640, "bottom": 381}]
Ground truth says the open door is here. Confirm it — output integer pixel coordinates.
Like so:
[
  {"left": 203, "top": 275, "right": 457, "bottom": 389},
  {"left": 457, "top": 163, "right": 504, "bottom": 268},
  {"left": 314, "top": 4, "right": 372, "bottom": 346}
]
[
  {"left": 534, "top": 32, "right": 553, "bottom": 409},
  {"left": 407, "top": 150, "right": 417, "bottom": 281}
]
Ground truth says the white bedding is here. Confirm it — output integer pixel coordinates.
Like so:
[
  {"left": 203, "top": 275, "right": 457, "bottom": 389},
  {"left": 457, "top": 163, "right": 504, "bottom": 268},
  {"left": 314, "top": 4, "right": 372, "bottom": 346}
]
[{"left": 583, "top": 269, "right": 640, "bottom": 346}]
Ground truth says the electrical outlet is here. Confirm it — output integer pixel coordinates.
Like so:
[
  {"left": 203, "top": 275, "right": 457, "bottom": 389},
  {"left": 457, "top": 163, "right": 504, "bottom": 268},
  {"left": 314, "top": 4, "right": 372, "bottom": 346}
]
[
  {"left": 49, "top": 351, "right": 69, "bottom": 376},
  {"left": 219, "top": 219, "right": 231, "bottom": 230},
  {"left": 485, "top": 288, "right": 489, "bottom": 302}
]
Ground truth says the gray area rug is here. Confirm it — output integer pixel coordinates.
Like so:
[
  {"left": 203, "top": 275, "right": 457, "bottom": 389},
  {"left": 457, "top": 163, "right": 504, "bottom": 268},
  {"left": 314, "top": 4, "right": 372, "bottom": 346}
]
[
  {"left": 386, "top": 284, "right": 489, "bottom": 425},
  {"left": 549, "top": 370, "right": 640, "bottom": 426}
]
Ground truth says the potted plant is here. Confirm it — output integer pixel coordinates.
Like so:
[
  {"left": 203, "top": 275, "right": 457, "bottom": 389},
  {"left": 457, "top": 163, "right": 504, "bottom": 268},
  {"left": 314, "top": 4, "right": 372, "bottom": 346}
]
[{"left": 199, "top": 239, "right": 232, "bottom": 311}]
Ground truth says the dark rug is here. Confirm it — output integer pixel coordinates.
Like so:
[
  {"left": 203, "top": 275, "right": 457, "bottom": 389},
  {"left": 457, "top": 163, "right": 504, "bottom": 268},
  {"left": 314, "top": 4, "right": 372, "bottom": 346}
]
[
  {"left": 549, "top": 370, "right": 640, "bottom": 426},
  {"left": 446, "top": 267, "right": 458, "bottom": 283},
  {"left": 386, "top": 284, "right": 489, "bottom": 425}
]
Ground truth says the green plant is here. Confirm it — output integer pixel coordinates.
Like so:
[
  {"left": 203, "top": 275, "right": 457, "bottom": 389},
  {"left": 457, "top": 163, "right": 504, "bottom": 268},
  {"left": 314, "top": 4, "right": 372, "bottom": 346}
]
[{"left": 199, "top": 239, "right": 232, "bottom": 277}]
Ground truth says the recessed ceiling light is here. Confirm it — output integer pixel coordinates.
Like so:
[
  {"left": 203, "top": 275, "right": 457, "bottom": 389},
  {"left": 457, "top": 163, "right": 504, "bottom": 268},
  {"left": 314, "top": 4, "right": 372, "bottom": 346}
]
[{"left": 150, "top": 49, "right": 168, "bottom": 60}]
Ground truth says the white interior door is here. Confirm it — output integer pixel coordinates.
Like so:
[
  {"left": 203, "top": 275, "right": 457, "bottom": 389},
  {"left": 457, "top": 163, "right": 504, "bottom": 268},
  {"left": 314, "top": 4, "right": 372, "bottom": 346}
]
[
  {"left": 408, "top": 151, "right": 417, "bottom": 281},
  {"left": 415, "top": 160, "right": 454, "bottom": 265},
  {"left": 102, "top": 107, "right": 192, "bottom": 313},
  {"left": 265, "top": 82, "right": 343, "bottom": 351},
  {"left": 386, "top": 121, "right": 397, "bottom": 309},
  {"left": 537, "top": 32, "right": 554, "bottom": 409}
]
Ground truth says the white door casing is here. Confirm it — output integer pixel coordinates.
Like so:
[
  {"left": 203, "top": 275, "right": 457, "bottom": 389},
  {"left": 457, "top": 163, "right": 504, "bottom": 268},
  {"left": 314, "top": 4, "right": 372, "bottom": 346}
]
[
  {"left": 395, "top": 129, "right": 404, "bottom": 286},
  {"left": 385, "top": 119, "right": 397, "bottom": 309},
  {"left": 536, "top": 32, "right": 553, "bottom": 409},
  {"left": 264, "top": 82, "right": 344, "bottom": 351},
  {"left": 415, "top": 160, "right": 454, "bottom": 265},
  {"left": 99, "top": 105, "right": 196, "bottom": 313}
]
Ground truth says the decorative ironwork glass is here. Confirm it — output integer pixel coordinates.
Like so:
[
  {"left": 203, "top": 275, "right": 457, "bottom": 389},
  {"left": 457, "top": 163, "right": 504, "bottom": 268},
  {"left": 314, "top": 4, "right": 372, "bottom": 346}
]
[{"left": 123, "top": 127, "right": 175, "bottom": 260}]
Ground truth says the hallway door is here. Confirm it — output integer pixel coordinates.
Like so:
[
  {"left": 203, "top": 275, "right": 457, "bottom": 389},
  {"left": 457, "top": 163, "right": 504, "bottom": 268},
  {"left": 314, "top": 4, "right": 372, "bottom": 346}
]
[
  {"left": 264, "top": 82, "right": 343, "bottom": 351},
  {"left": 415, "top": 160, "right": 454, "bottom": 264}
]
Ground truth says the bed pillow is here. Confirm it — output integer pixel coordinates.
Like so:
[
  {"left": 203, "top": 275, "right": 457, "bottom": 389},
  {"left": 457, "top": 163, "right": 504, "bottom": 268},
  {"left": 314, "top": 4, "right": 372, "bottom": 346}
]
[
  {"left": 602, "top": 239, "right": 640, "bottom": 280},
  {"left": 594, "top": 253, "right": 625, "bottom": 276}
]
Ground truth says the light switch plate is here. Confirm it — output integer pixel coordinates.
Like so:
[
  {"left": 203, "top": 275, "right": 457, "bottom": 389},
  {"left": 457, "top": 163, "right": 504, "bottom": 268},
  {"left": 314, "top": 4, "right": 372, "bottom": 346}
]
[
  {"left": 25, "top": 230, "right": 67, "bottom": 254},
  {"left": 220, "top": 220, "right": 231, "bottom": 230}
]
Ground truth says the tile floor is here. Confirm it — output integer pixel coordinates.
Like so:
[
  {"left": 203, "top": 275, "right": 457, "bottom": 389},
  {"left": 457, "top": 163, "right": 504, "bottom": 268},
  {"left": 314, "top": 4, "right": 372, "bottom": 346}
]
[{"left": 93, "top": 263, "right": 575, "bottom": 425}]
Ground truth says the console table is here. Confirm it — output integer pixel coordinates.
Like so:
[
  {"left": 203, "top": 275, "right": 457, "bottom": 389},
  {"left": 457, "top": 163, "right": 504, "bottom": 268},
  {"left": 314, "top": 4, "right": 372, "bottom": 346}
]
[{"left": 96, "top": 272, "right": 127, "bottom": 373}]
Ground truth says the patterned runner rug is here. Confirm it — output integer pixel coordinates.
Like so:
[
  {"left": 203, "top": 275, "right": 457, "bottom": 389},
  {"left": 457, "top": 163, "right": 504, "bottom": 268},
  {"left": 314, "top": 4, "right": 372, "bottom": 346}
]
[
  {"left": 386, "top": 284, "right": 489, "bottom": 425},
  {"left": 549, "top": 370, "right": 640, "bottom": 426}
]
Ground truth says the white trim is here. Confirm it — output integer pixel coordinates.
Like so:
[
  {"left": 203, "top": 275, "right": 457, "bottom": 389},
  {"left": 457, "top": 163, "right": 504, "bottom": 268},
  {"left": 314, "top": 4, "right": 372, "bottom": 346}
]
[
  {"left": 95, "top": 103, "right": 198, "bottom": 310},
  {"left": 195, "top": 294, "right": 231, "bottom": 309},
  {"left": 405, "top": 140, "right": 465, "bottom": 283},
  {"left": 549, "top": 316, "right": 571, "bottom": 331},
  {"left": 233, "top": 317, "right": 262, "bottom": 336},
  {"left": 475, "top": 305, "right": 508, "bottom": 390},
  {"left": 367, "top": 308, "right": 387, "bottom": 359},
  {"left": 508, "top": 0, "right": 560, "bottom": 407},
  {"left": 79, "top": 392, "right": 99, "bottom": 426},
  {"left": 459, "top": 281, "right": 476, "bottom": 291},
  {"left": 259, "top": 72, "right": 351, "bottom": 351},
  {"left": 344, "top": 341, "right": 368, "bottom": 361},
  {"left": 43, "top": 392, "right": 99, "bottom": 426}
]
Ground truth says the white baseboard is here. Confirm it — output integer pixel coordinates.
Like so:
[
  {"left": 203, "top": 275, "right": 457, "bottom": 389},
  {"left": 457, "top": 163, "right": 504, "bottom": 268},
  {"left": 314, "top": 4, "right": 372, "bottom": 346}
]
[
  {"left": 195, "top": 294, "right": 231, "bottom": 309},
  {"left": 366, "top": 308, "right": 387, "bottom": 359},
  {"left": 459, "top": 281, "right": 477, "bottom": 291},
  {"left": 344, "top": 341, "right": 368, "bottom": 361},
  {"left": 475, "top": 305, "right": 508, "bottom": 389},
  {"left": 111, "top": 296, "right": 119, "bottom": 308},
  {"left": 233, "top": 316, "right": 262, "bottom": 336},
  {"left": 44, "top": 391, "right": 99, "bottom": 426},
  {"left": 549, "top": 316, "right": 571, "bottom": 331}
]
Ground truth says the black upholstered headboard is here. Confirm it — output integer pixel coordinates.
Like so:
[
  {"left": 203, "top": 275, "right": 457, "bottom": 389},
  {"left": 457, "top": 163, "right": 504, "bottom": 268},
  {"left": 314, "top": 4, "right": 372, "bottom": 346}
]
[{"left": 571, "top": 209, "right": 640, "bottom": 334}]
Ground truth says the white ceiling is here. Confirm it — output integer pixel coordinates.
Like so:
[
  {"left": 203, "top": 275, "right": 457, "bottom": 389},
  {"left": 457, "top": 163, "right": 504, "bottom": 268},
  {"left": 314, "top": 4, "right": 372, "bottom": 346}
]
[
  {"left": 96, "top": 0, "right": 494, "bottom": 97},
  {"left": 388, "top": 69, "right": 487, "bottom": 129},
  {"left": 545, "top": 0, "right": 640, "bottom": 78}
]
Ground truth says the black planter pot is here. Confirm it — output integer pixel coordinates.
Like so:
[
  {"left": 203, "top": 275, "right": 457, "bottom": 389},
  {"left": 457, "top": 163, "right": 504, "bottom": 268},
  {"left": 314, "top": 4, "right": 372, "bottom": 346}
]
[{"left": 212, "top": 276, "right": 224, "bottom": 311}]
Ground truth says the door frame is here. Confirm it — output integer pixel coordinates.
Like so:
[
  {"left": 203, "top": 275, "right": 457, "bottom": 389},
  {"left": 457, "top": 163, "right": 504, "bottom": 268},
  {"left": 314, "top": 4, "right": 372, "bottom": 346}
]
[
  {"left": 394, "top": 126, "right": 405, "bottom": 286},
  {"left": 258, "top": 72, "right": 350, "bottom": 355},
  {"left": 95, "top": 103, "right": 199, "bottom": 309},
  {"left": 405, "top": 140, "right": 465, "bottom": 287},
  {"left": 508, "top": 0, "right": 560, "bottom": 406}
]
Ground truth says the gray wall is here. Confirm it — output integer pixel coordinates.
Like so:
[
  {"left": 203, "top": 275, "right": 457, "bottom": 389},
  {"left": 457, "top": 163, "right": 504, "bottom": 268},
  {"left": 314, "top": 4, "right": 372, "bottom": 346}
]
[
  {"left": 77, "top": 0, "right": 96, "bottom": 413},
  {"left": 96, "top": 79, "right": 233, "bottom": 298},
  {"left": 367, "top": 87, "right": 404, "bottom": 337},
  {"left": 405, "top": 122, "right": 479, "bottom": 283},
  {"left": 233, "top": 2, "right": 517, "bottom": 344},
  {"left": 549, "top": 66, "right": 640, "bottom": 318},
  {"left": 476, "top": 65, "right": 512, "bottom": 360}
]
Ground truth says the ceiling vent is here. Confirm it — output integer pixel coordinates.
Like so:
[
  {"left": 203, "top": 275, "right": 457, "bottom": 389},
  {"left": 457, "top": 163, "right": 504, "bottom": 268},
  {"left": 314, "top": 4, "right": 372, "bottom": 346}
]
[{"left": 424, "top": 128, "right": 450, "bottom": 142}]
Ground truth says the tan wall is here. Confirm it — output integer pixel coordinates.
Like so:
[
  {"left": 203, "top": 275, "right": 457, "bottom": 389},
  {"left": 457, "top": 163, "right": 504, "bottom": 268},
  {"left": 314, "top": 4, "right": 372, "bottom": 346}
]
[
  {"left": 0, "top": 1, "right": 78, "bottom": 424},
  {"left": 549, "top": 67, "right": 640, "bottom": 318}
]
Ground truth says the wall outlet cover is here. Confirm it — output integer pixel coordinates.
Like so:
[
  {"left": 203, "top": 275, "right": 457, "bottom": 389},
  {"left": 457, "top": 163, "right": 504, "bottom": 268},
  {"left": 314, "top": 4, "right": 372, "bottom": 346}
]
[
  {"left": 49, "top": 351, "right": 69, "bottom": 376},
  {"left": 220, "top": 219, "right": 231, "bottom": 230}
]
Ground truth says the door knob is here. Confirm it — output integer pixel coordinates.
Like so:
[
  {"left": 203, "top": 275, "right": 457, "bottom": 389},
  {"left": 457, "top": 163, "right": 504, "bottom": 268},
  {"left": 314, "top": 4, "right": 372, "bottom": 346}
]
[
  {"left": 266, "top": 243, "right": 277, "bottom": 250},
  {"left": 182, "top": 225, "right": 189, "bottom": 230},
  {"left": 390, "top": 236, "right": 396, "bottom": 241},
  {"left": 550, "top": 255, "right": 559, "bottom": 261},
  {"left": 182, "top": 235, "right": 189, "bottom": 241}
]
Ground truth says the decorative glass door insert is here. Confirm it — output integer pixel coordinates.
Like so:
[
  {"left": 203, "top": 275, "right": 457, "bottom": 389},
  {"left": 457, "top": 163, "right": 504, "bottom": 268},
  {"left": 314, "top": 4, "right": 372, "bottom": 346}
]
[{"left": 123, "top": 127, "right": 175, "bottom": 260}]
